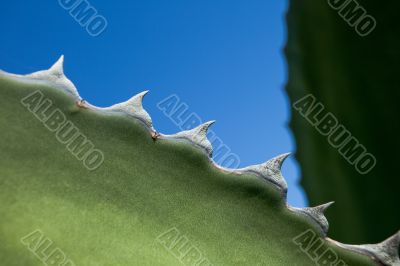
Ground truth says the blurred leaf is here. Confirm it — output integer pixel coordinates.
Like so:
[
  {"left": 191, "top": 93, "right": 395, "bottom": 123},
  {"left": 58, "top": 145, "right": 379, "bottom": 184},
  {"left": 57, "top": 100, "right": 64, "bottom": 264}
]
[{"left": 286, "top": 0, "right": 400, "bottom": 243}]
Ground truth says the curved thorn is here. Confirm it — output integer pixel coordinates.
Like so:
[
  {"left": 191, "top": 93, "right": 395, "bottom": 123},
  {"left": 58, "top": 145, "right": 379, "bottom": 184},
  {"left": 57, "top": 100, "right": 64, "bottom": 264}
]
[
  {"left": 106, "top": 90, "right": 149, "bottom": 112},
  {"left": 27, "top": 55, "right": 65, "bottom": 79},
  {"left": 101, "top": 90, "right": 153, "bottom": 130},
  {"left": 237, "top": 153, "right": 290, "bottom": 196},
  {"left": 48, "top": 55, "right": 65, "bottom": 77},
  {"left": 161, "top": 121, "right": 215, "bottom": 157},
  {"left": 24, "top": 55, "right": 81, "bottom": 100},
  {"left": 327, "top": 231, "right": 400, "bottom": 266},
  {"left": 289, "top": 201, "right": 334, "bottom": 237},
  {"left": 268, "top": 152, "right": 291, "bottom": 171}
]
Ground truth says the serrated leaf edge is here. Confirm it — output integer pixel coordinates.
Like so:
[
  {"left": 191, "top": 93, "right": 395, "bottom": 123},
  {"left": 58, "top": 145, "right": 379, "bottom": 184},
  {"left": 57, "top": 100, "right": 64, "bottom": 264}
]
[{"left": 1, "top": 56, "right": 398, "bottom": 266}]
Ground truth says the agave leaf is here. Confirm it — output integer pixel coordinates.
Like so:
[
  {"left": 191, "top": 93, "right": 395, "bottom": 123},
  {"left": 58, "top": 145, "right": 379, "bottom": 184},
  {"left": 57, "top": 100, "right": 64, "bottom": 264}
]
[{"left": 0, "top": 60, "right": 395, "bottom": 265}]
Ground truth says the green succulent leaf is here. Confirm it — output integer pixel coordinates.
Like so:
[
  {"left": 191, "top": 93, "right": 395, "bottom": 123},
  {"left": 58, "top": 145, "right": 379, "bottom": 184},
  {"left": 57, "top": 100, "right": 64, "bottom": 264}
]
[{"left": 0, "top": 57, "right": 398, "bottom": 265}]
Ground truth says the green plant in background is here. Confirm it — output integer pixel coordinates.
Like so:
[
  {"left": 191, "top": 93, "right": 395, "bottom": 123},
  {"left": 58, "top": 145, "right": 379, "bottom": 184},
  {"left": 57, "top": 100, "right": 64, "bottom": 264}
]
[
  {"left": 286, "top": 0, "right": 400, "bottom": 245},
  {"left": 0, "top": 56, "right": 398, "bottom": 265}
]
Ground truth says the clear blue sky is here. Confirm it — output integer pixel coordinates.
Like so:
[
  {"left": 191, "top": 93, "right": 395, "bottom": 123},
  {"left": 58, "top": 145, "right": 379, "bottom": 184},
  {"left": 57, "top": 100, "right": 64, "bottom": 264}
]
[{"left": 0, "top": 0, "right": 307, "bottom": 207}]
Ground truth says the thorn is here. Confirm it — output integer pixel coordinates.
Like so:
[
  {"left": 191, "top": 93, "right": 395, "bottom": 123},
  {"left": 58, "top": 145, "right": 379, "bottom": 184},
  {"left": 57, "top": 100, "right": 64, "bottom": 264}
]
[
  {"left": 128, "top": 90, "right": 149, "bottom": 109},
  {"left": 48, "top": 55, "right": 65, "bottom": 77},
  {"left": 163, "top": 120, "right": 215, "bottom": 157},
  {"left": 104, "top": 90, "right": 153, "bottom": 129},
  {"left": 186, "top": 120, "right": 215, "bottom": 155},
  {"left": 195, "top": 120, "right": 216, "bottom": 135},
  {"left": 109, "top": 90, "right": 149, "bottom": 112},
  {"left": 26, "top": 55, "right": 65, "bottom": 79},
  {"left": 237, "top": 153, "right": 290, "bottom": 196},
  {"left": 189, "top": 120, "right": 215, "bottom": 142},
  {"left": 23, "top": 55, "right": 81, "bottom": 101},
  {"left": 371, "top": 231, "right": 400, "bottom": 265},
  {"left": 328, "top": 231, "right": 400, "bottom": 266},
  {"left": 266, "top": 153, "right": 291, "bottom": 174},
  {"left": 315, "top": 201, "right": 335, "bottom": 212},
  {"left": 290, "top": 201, "right": 334, "bottom": 237}
]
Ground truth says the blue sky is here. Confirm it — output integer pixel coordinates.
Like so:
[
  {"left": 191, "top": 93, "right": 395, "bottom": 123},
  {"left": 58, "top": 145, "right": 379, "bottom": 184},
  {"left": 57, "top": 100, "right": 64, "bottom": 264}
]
[{"left": 0, "top": 0, "right": 307, "bottom": 207}]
